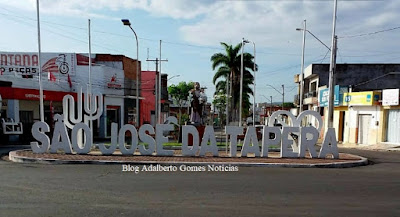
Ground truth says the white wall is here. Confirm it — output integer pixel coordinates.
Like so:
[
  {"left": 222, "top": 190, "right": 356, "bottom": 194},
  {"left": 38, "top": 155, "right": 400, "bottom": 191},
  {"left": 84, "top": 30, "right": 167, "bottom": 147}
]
[
  {"left": 346, "top": 105, "right": 381, "bottom": 144},
  {"left": 103, "top": 96, "right": 124, "bottom": 137}
]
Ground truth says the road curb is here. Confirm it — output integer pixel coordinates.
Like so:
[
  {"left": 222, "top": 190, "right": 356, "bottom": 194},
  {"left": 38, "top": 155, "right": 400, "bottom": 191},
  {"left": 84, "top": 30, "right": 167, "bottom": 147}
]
[{"left": 8, "top": 150, "right": 368, "bottom": 168}]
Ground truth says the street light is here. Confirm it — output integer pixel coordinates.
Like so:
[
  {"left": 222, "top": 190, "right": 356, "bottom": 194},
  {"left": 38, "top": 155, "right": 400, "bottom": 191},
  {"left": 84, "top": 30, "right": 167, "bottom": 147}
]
[
  {"left": 251, "top": 41, "right": 256, "bottom": 126},
  {"left": 261, "top": 95, "right": 273, "bottom": 115},
  {"left": 296, "top": 28, "right": 331, "bottom": 51},
  {"left": 167, "top": 74, "right": 180, "bottom": 81},
  {"left": 297, "top": 20, "right": 306, "bottom": 114},
  {"left": 266, "top": 84, "right": 284, "bottom": 110},
  {"left": 241, "top": 40, "right": 256, "bottom": 125},
  {"left": 296, "top": 20, "right": 331, "bottom": 114},
  {"left": 261, "top": 95, "right": 272, "bottom": 103},
  {"left": 36, "top": 0, "right": 44, "bottom": 122},
  {"left": 239, "top": 38, "right": 249, "bottom": 127},
  {"left": 327, "top": 0, "right": 338, "bottom": 129},
  {"left": 122, "top": 19, "right": 140, "bottom": 127}
]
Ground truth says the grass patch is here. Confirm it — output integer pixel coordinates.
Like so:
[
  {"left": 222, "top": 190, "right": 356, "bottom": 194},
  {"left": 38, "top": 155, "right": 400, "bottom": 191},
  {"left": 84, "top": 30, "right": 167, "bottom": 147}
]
[{"left": 95, "top": 142, "right": 279, "bottom": 149}]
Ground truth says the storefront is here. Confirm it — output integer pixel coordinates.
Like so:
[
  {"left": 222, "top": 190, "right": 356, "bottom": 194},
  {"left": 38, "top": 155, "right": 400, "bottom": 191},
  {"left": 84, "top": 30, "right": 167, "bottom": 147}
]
[
  {"left": 382, "top": 89, "right": 400, "bottom": 144},
  {"left": 342, "top": 91, "right": 382, "bottom": 145},
  {"left": 0, "top": 52, "right": 134, "bottom": 143},
  {"left": 318, "top": 85, "right": 349, "bottom": 142}
]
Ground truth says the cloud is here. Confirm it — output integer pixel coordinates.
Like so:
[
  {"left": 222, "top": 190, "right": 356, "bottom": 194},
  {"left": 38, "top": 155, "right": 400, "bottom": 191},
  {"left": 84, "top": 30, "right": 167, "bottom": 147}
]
[
  {"left": 178, "top": 0, "right": 400, "bottom": 58},
  {"left": 0, "top": 0, "right": 214, "bottom": 19},
  {"left": 2, "top": 0, "right": 399, "bottom": 64},
  {"left": 146, "top": 0, "right": 215, "bottom": 19}
]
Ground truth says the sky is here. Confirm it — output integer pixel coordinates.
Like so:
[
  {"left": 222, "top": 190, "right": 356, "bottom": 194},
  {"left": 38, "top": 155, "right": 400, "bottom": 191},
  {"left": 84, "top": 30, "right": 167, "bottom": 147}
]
[{"left": 0, "top": 0, "right": 399, "bottom": 104}]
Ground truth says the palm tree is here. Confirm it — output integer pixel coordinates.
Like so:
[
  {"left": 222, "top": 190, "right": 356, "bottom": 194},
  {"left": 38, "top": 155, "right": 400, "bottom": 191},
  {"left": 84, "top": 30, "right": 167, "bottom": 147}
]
[{"left": 211, "top": 42, "right": 256, "bottom": 122}]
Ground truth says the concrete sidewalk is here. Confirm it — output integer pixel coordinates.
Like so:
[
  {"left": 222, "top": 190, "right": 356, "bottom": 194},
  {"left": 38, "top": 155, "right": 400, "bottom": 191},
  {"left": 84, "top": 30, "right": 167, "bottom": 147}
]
[
  {"left": 339, "top": 143, "right": 400, "bottom": 152},
  {"left": 8, "top": 149, "right": 368, "bottom": 168}
]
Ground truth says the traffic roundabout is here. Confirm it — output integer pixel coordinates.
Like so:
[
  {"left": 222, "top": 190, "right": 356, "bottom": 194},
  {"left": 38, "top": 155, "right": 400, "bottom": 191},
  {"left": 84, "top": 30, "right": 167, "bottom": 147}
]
[{"left": 9, "top": 149, "right": 368, "bottom": 168}]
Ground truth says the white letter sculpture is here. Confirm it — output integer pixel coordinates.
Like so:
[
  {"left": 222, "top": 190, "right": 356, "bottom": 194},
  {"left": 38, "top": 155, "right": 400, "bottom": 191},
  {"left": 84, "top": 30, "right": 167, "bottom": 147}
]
[{"left": 63, "top": 85, "right": 103, "bottom": 149}]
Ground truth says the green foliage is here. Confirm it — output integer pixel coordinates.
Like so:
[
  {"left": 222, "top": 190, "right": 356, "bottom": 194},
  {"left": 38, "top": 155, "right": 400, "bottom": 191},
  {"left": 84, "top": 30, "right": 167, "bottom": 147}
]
[
  {"left": 179, "top": 113, "right": 190, "bottom": 125},
  {"left": 213, "top": 92, "right": 227, "bottom": 125},
  {"left": 281, "top": 102, "right": 295, "bottom": 108},
  {"left": 212, "top": 92, "right": 227, "bottom": 109},
  {"left": 168, "top": 81, "right": 194, "bottom": 107},
  {"left": 210, "top": 42, "right": 256, "bottom": 119}
]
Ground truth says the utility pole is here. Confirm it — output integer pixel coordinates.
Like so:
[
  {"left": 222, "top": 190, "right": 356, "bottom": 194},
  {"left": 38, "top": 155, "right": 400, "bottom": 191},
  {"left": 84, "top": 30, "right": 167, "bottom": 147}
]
[
  {"left": 282, "top": 84, "right": 285, "bottom": 110},
  {"left": 299, "top": 19, "right": 306, "bottom": 114},
  {"left": 239, "top": 38, "right": 245, "bottom": 127},
  {"left": 270, "top": 96, "right": 272, "bottom": 115},
  {"left": 266, "top": 84, "right": 284, "bottom": 110},
  {"left": 252, "top": 42, "right": 256, "bottom": 126},
  {"left": 146, "top": 58, "right": 167, "bottom": 125},
  {"left": 159, "top": 40, "right": 166, "bottom": 124},
  {"left": 327, "top": 0, "right": 338, "bottom": 129},
  {"left": 36, "top": 0, "right": 44, "bottom": 122},
  {"left": 88, "top": 19, "right": 93, "bottom": 136},
  {"left": 225, "top": 74, "right": 230, "bottom": 151},
  {"left": 147, "top": 48, "right": 149, "bottom": 70}
]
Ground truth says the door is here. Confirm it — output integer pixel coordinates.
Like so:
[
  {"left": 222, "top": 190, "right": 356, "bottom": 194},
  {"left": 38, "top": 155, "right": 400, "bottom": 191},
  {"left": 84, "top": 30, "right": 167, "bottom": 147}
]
[
  {"left": 387, "top": 109, "right": 400, "bottom": 143},
  {"left": 358, "top": 114, "right": 371, "bottom": 145},
  {"left": 19, "top": 111, "right": 34, "bottom": 143},
  {"left": 338, "top": 111, "right": 345, "bottom": 142},
  {"left": 106, "top": 106, "right": 120, "bottom": 137}
]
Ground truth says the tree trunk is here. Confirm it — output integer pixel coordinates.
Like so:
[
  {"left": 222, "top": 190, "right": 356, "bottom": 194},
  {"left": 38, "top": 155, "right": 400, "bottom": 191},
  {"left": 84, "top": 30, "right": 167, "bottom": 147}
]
[
  {"left": 229, "top": 72, "right": 233, "bottom": 122},
  {"left": 178, "top": 107, "right": 182, "bottom": 142}
]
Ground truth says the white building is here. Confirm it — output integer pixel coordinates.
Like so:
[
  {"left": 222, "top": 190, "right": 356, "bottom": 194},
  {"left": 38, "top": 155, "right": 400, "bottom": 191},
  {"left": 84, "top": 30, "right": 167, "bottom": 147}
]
[{"left": 0, "top": 52, "right": 140, "bottom": 143}]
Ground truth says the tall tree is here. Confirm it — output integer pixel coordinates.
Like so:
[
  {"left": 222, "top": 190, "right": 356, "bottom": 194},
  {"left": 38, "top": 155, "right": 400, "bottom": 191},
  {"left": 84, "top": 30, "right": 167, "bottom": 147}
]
[
  {"left": 212, "top": 91, "right": 227, "bottom": 126},
  {"left": 168, "top": 81, "right": 194, "bottom": 125},
  {"left": 211, "top": 42, "right": 256, "bottom": 121}
]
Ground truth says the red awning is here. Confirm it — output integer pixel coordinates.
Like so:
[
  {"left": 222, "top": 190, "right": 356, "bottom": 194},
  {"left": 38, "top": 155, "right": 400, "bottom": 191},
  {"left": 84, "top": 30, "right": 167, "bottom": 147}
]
[{"left": 0, "top": 87, "right": 77, "bottom": 102}]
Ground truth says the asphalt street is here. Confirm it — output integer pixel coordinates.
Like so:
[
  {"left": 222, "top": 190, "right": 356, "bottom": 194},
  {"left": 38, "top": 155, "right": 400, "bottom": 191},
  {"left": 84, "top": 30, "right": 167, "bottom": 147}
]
[{"left": 0, "top": 146, "right": 399, "bottom": 217}]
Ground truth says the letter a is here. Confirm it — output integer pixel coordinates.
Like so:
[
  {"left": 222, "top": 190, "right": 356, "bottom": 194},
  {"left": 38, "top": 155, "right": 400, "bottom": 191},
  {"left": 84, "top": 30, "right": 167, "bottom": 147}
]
[
  {"left": 50, "top": 114, "right": 73, "bottom": 154},
  {"left": 319, "top": 128, "right": 339, "bottom": 159}
]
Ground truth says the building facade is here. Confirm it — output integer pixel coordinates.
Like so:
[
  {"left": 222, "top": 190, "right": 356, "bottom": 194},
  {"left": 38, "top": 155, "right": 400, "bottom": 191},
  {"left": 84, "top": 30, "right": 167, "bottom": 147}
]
[
  {"left": 140, "top": 71, "right": 169, "bottom": 126},
  {"left": 294, "top": 63, "right": 400, "bottom": 145},
  {"left": 0, "top": 52, "right": 141, "bottom": 143}
]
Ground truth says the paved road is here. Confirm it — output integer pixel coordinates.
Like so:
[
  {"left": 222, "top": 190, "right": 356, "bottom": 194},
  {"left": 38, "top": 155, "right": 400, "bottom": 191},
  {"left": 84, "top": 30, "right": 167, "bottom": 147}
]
[{"left": 0, "top": 146, "right": 399, "bottom": 217}]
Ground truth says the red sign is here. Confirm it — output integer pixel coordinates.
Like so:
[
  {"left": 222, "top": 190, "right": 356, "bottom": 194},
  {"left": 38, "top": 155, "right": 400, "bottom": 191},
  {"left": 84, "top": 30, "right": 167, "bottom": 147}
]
[
  {"left": 107, "top": 74, "right": 122, "bottom": 88},
  {"left": 0, "top": 87, "right": 77, "bottom": 102}
]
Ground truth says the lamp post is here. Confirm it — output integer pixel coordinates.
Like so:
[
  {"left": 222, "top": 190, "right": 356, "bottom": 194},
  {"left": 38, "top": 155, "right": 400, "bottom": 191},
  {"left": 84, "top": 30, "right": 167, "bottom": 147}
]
[
  {"left": 282, "top": 85, "right": 284, "bottom": 110},
  {"left": 36, "top": 0, "right": 44, "bottom": 122},
  {"left": 167, "top": 75, "right": 180, "bottom": 81},
  {"left": 297, "top": 20, "right": 306, "bottom": 114},
  {"left": 270, "top": 95, "right": 273, "bottom": 114},
  {"left": 261, "top": 95, "right": 273, "bottom": 124},
  {"left": 239, "top": 38, "right": 249, "bottom": 127},
  {"left": 122, "top": 19, "right": 140, "bottom": 127},
  {"left": 251, "top": 42, "right": 256, "bottom": 125},
  {"left": 296, "top": 21, "right": 331, "bottom": 114},
  {"left": 327, "top": 0, "right": 338, "bottom": 129},
  {"left": 266, "top": 84, "right": 284, "bottom": 110}
]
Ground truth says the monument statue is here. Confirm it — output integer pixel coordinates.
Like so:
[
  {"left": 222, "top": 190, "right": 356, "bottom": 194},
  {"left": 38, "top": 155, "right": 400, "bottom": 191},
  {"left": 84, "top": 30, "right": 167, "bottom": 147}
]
[{"left": 189, "top": 82, "right": 207, "bottom": 125}]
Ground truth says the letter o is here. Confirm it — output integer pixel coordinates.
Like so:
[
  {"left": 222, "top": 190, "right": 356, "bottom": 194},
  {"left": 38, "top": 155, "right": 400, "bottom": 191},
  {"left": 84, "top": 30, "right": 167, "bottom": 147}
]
[
  {"left": 119, "top": 124, "right": 138, "bottom": 155},
  {"left": 71, "top": 123, "right": 92, "bottom": 154},
  {"left": 297, "top": 110, "right": 323, "bottom": 133},
  {"left": 268, "top": 110, "right": 298, "bottom": 127}
]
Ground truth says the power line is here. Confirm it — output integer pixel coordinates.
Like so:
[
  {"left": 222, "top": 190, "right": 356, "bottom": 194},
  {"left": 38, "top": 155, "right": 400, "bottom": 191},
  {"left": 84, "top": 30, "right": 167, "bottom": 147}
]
[
  {"left": 218, "top": 0, "right": 382, "bottom": 1},
  {"left": 0, "top": 8, "right": 315, "bottom": 57},
  {"left": 0, "top": 11, "right": 128, "bottom": 54},
  {"left": 337, "top": 49, "right": 344, "bottom": 63},
  {"left": 339, "top": 26, "right": 400, "bottom": 39},
  {"left": 320, "top": 49, "right": 330, "bottom": 63},
  {"left": 257, "top": 54, "right": 328, "bottom": 79},
  {"left": 339, "top": 51, "right": 400, "bottom": 58}
]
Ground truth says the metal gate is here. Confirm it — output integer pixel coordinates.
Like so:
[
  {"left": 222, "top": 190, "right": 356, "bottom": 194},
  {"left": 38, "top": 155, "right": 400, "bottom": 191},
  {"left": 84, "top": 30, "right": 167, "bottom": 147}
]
[
  {"left": 358, "top": 114, "right": 371, "bottom": 145},
  {"left": 387, "top": 109, "right": 400, "bottom": 144}
]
